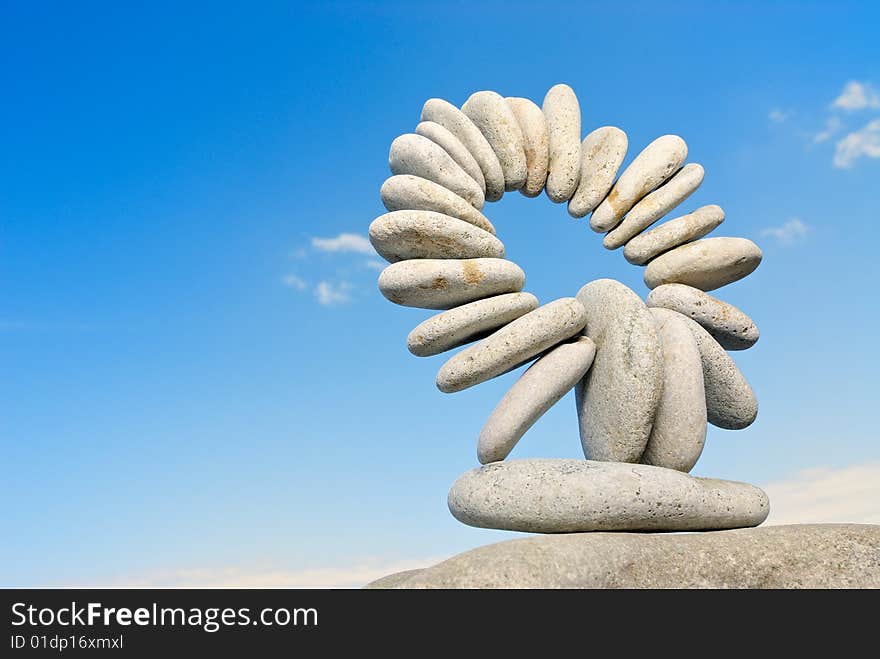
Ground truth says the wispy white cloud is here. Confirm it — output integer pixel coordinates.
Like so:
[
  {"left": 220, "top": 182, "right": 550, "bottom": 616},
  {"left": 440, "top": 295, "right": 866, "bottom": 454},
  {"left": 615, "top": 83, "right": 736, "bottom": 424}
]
[
  {"left": 760, "top": 218, "right": 809, "bottom": 245},
  {"left": 763, "top": 462, "right": 880, "bottom": 526},
  {"left": 315, "top": 281, "right": 351, "bottom": 306},
  {"left": 833, "top": 118, "right": 880, "bottom": 168},
  {"left": 831, "top": 81, "right": 880, "bottom": 111},
  {"left": 282, "top": 274, "right": 308, "bottom": 291},
  {"left": 311, "top": 233, "right": 375, "bottom": 255},
  {"left": 812, "top": 115, "right": 842, "bottom": 144},
  {"left": 364, "top": 259, "right": 386, "bottom": 271},
  {"left": 768, "top": 108, "right": 791, "bottom": 123},
  {"left": 72, "top": 557, "right": 441, "bottom": 589}
]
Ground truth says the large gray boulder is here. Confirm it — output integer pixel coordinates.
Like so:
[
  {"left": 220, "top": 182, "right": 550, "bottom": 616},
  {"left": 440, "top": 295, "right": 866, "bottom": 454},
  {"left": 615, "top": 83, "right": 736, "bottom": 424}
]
[{"left": 365, "top": 524, "right": 880, "bottom": 589}]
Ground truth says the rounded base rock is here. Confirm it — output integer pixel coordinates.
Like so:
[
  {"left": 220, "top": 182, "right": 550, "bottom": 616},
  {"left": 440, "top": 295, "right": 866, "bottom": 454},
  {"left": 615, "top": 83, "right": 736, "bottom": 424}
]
[{"left": 365, "top": 524, "right": 880, "bottom": 589}]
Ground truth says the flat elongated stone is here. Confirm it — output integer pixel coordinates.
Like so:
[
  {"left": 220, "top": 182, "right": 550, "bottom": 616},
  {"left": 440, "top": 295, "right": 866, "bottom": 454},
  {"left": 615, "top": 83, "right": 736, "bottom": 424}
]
[
  {"left": 378, "top": 258, "right": 525, "bottom": 310},
  {"left": 543, "top": 84, "right": 582, "bottom": 202},
  {"left": 389, "top": 134, "right": 485, "bottom": 209},
  {"left": 603, "top": 163, "right": 704, "bottom": 249},
  {"left": 380, "top": 175, "right": 496, "bottom": 235},
  {"left": 641, "top": 308, "right": 707, "bottom": 472},
  {"left": 367, "top": 525, "right": 880, "bottom": 589},
  {"left": 506, "top": 97, "right": 549, "bottom": 198},
  {"left": 591, "top": 135, "right": 688, "bottom": 232},
  {"left": 462, "top": 91, "right": 527, "bottom": 192},
  {"left": 478, "top": 337, "right": 596, "bottom": 464},
  {"left": 644, "top": 237, "right": 762, "bottom": 291},
  {"left": 647, "top": 283, "right": 759, "bottom": 350},
  {"left": 436, "top": 298, "right": 587, "bottom": 393},
  {"left": 575, "top": 279, "right": 664, "bottom": 463},
  {"left": 407, "top": 292, "right": 539, "bottom": 357},
  {"left": 568, "top": 126, "right": 628, "bottom": 218},
  {"left": 624, "top": 204, "right": 724, "bottom": 265},
  {"left": 415, "top": 121, "right": 486, "bottom": 192},
  {"left": 447, "top": 459, "right": 769, "bottom": 533},
  {"left": 421, "top": 98, "right": 505, "bottom": 202},
  {"left": 681, "top": 314, "right": 758, "bottom": 429},
  {"left": 368, "top": 210, "right": 504, "bottom": 263}
]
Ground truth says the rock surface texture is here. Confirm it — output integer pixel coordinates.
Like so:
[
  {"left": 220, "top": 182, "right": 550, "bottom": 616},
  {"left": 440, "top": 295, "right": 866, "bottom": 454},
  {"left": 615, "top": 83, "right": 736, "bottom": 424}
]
[{"left": 366, "top": 525, "right": 880, "bottom": 589}]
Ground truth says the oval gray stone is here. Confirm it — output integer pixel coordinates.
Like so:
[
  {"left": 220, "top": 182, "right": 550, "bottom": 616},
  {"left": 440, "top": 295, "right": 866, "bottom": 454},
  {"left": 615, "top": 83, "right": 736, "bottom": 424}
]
[
  {"left": 590, "top": 135, "right": 688, "bottom": 232},
  {"left": 415, "top": 120, "right": 486, "bottom": 193},
  {"left": 436, "top": 298, "right": 587, "bottom": 393},
  {"left": 543, "top": 84, "right": 582, "bottom": 203},
  {"left": 368, "top": 210, "right": 504, "bottom": 263},
  {"left": 462, "top": 91, "right": 527, "bottom": 192},
  {"left": 680, "top": 314, "right": 758, "bottom": 429},
  {"left": 380, "top": 175, "right": 496, "bottom": 235},
  {"left": 568, "top": 126, "right": 628, "bottom": 218},
  {"left": 421, "top": 98, "right": 506, "bottom": 202},
  {"left": 389, "top": 133, "right": 485, "bottom": 209},
  {"left": 448, "top": 459, "right": 770, "bottom": 533},
  {"left": 478, "top": 337, "right": 596, "bottom": 464},
  {"left": 368, "top": 525, "right": 880, "bottom": 589},
  {"left": 407, "top": 292, "right": 539, "bottom": 357},
  {"left": 644, "top": 237, "right": 763, "bottom": 291},
  {"left": 647, "top": 283, "right": 759, "bottom": 350},
  {"left": 641, "top": 308, "right": 707, "bottom": 472},
  {"left": 506, "top": 97, "right": 549, "bottom": 198},
  {"left": 603, "top": 163, "right": 704, "bottom": 249},
  {"left": 378, "top": 258, "right": 525, "bottom": 310},
  {"left": 624, "top": 204, "right": 724, "bottom": 265},
  {"left": 575, "top": 279, "right": 664, "bottom": 463}
]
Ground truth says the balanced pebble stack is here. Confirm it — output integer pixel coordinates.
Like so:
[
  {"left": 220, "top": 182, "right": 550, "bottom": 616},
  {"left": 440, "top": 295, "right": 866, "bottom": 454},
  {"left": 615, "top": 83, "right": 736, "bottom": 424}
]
[{"left": 371, "top": 83, "right": 767, "bottom": 536}]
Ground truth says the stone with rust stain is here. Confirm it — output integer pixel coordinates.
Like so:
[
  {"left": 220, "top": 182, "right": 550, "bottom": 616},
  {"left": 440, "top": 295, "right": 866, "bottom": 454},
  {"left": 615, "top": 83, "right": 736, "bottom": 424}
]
[
  {"left": 368, "top": 210, "right": 504, "bottom": 263},
  {"left": 590, "top": 135, "right": 688, "bottom": 232},
  {"left": 436, "top": 298, "right": 587, "bottom": 393},
  {"left": 647, "top": 283, "right": 759, "bottom": 350},
  {"left": 378, "top": 258, "right": 525, "bottom": 310},
  {"left": 568, "top": 126, "right": 628, "bottom": 218}
]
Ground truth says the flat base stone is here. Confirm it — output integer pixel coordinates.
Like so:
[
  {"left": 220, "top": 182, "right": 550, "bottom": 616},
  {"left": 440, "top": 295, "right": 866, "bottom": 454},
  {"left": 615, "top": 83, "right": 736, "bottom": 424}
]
[{"left": 364, "top": 524, "right": 880, "bottom": 589}]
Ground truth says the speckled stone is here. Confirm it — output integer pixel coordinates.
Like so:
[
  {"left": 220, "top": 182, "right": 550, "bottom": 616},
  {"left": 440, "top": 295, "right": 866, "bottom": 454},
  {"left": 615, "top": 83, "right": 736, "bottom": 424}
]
[
  {"left": 603, "top": 163, "right": 704, "bottom": 249},
  {"left": 647, "top": 283, "right": 759, "bottom": 350},
  {"left": 421, "top": 98, "right": 505, "bottom": 202},
  {"left": 378, "top": 258, "right": 525, "bottom": 310},
  {"left": 575, "top": 279, "right": 664, "bottom": 463},
  {"left": 380, "top": 175, "right": 496, "bottom": 235},
  {"left": 506, "top": 97, "right": 549, "bottom": 198},
  {"left": 389, "top": 133, "right": 485, "bottom": 209},
  {"left": 681, "top": 314, "right": 758, "bottom": 429},
  {"left": 641, "top": 308, "right": 707, "bottom": 472},
  {"left": 368, "top": 210, "right": 504, "bottom": 263},
  {"left": 436, "top": 298, "right": 587, "bottom": 393},
  {"left": 624, "top": 204, "right": 724, "bottom": 265},
  {"left": 477, "top": 337, "right": 596, "bottom": 464},
  {"left": 447, "top": 459, "right": 769, "bottom": 533},
  {"left": 542, "top": 84, "right": 582, "bottom": 203},
  {"left": 407, "top": 292, "right": 539, "bottom": 357},
  {"left": 644, "top": 237, "right": 763, "bottom": 291},
  {"left": 590, "top": 135, "right": 688, "bottom": 232},
  {"left": 366, "top": 525, "right": 880, "bottom": 589},
  {"left": 462, "top": 91, "right": 527, "bottom": 192},
  {"left": 415, "top": 120, "right": 486, "bottom": 193},
  {"left": 568, "top": 126, "right": 628, "bottom": 218}
]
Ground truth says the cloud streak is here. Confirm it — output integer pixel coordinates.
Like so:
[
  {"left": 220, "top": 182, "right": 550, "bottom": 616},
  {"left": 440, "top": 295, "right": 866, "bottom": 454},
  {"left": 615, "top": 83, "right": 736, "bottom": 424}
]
[
  {"left": 282, "top": 274, "right": 307, "bottom": 291},
  {"left": 833, "top": 119, "right": 880, "bottom": 168},
  {"left": 315, "top": 281, "right": 351, "bottom": 305},
  {"left": 311, "top": 233, "right": 375, "bottom": 255},
  {"left": 763, "top": 462, "right": 880, "bottom": 526},
  {"left": 832, "top": 81, "right": 880, "bottom": 111},
  {"left": 768, "top": 108, "right": 791, "bottom": 123},
  {"left": 760, "top": 218, "right": 809, "bottom": 245}
]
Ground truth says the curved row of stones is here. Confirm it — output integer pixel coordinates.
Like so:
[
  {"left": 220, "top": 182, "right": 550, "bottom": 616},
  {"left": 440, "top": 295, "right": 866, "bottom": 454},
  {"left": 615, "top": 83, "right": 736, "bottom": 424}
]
[{"left": 371, "top": 84, "right": 769, "bottom": 534}]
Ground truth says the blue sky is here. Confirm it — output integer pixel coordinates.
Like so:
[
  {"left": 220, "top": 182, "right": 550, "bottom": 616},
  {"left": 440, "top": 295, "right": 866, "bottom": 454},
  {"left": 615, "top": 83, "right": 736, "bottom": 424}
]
[{"left": 2, "top": 1, "right": 879, "bottom": 586}]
